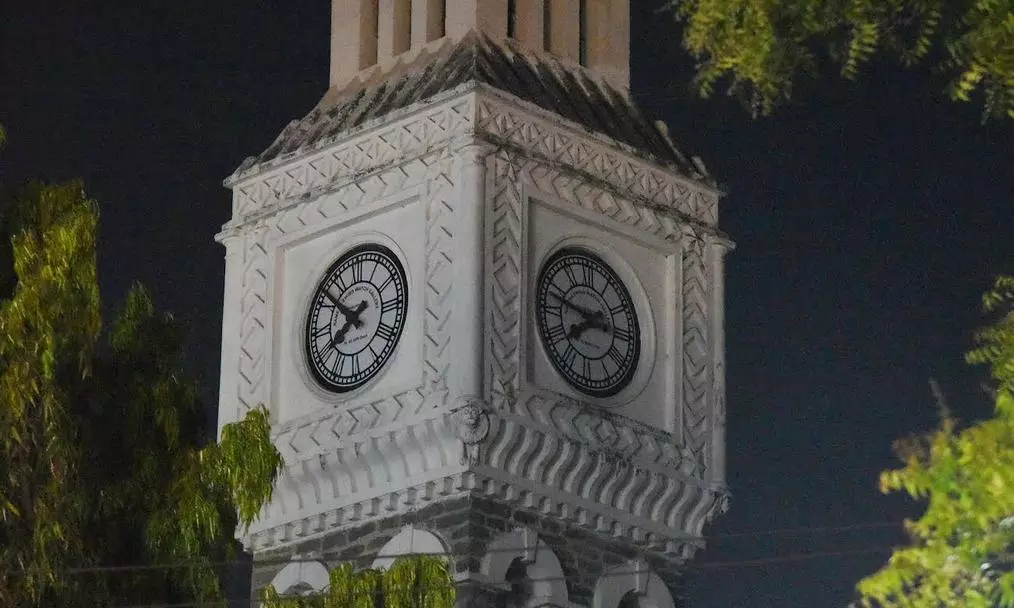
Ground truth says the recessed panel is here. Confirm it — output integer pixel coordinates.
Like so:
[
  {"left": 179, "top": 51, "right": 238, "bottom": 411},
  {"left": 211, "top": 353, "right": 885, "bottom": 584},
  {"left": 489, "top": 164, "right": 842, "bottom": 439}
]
[
  {"left": 271, "top": 196, "right": 426, "bottom": 423},
  {"left": 526, "top": 196, "right": 678, "bottom": 431}
]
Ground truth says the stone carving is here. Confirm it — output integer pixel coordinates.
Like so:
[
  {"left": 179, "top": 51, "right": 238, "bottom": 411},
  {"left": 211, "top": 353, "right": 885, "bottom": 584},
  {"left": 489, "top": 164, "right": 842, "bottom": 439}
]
[
  {"left": 485, "top": 150, "right": 525, "bottom": 407},
  {"left": 450, "top": 398, "right": 491, "bottom": 465},
  {"left": 228, "top": 98, "right": 474, "bottom": 218},
  {"left": 476, "top": 93, "right": 719, "bottom": 227},
  {"left": 681, "top": 238, "right": 711, "bottom": 468}
]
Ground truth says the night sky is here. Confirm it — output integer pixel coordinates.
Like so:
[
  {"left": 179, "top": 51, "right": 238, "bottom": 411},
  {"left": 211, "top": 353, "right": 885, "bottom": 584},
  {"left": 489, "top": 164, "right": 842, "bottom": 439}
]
[{"left": 2, "top": 1, "right": 1012, "bottom": 606}]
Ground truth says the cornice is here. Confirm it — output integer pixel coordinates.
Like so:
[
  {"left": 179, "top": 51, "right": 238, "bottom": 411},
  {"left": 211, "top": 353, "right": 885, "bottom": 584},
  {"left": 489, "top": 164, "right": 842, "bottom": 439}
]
[
  {"left": 249, "top": 393, "right": 726, "bottom": 558},
  {"left": 222, "top": 87, "right": 722, "bottom": 234}
]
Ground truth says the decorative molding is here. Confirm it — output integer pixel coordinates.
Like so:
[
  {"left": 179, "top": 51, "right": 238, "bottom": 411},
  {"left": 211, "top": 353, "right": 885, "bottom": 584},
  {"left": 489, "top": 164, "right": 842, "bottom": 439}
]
[
  {"left": 681, "top": 238, "right": 710, "bottom": 470},
  {"left": 228, "top": 94, "right": 475, "bottom": 219},
  {"left": 248, "top": 393, "right": 721, "bottom": 558},
  {"left": 450, "top": 397, "right": 491, "bottom": 465},
  {"left": 475, "top": 90, "right": 720, "bottom": 228},
  {"left": 485, "top": 149, "right": 526, "bottom": 407}
]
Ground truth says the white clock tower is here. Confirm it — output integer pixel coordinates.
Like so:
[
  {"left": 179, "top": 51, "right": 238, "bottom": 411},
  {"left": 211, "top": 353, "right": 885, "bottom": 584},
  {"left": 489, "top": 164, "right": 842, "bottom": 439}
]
[{"left": 216, "top": 1, "right": 732, "bottom": 605}]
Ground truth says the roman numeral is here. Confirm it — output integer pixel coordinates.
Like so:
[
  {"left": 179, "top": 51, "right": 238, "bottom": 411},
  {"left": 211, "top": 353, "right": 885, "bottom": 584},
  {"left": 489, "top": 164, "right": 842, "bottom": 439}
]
[
  {"left": 546, "top": 323, "right": 567, "bottom": 344},
  {"left": 350, "top": 354, "right": 361, "bottom": 377},
  {"left": 375, "top": 322, "right": 396, "bottom": 343},
  {"left": 613, "top": 326, "right": 632, "bottom": 343},
  {"left": 381, "top": 297, "right": 403, "bottom": 313},
  {"left": 330, "top": 352, "right": 346, "bottom": 377},
  {"left": 582, "top": 357, "right": 592, "bottom": 379},
  {"left": 543, "top": 304, "right": 561, "bottom": 317},
  {"left": 563, "top": 265, "right": 579, "bottom": 286},
  {"left": 352, "top": 262, "right": 364, "bottom": 282},
  {"left": 606, "top": 346, "right": 625, "bottom": 368},
  {"left": 562, "top": 344, "right": 578, "bottom": 368},
  {"left": 580, "top": 262, "right": 594, "bottom": 285},
  {"left": 312, "top": 325, "right": 331, "bottom": 340},
  {"left": 377, "top": 273, "right": 394, "bottom": 292}
]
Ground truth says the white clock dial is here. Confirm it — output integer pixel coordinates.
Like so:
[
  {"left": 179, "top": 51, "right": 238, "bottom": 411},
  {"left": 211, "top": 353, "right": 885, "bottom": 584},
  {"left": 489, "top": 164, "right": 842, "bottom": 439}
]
[
  {"left": 304, "top": 244, "right": 408, "bottom": 393},
  {"left": 535, "top": 248, "right": 641, "bottom": 398}
]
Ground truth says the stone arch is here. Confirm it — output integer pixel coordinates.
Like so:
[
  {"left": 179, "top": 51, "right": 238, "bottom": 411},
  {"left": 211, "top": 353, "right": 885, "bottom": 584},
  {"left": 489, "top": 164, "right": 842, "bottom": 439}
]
[
  {"left": 268, "top": 559, "right": 331, "bottom": 596},
  {"left": 481, "top": 527, "right": 569, "bottom": 606},
  {"left": 592, "top": 559, "right": 675, "bottom": 608},
  {"left": 371, "top": 526, "right": 449, "bottom": 570}
]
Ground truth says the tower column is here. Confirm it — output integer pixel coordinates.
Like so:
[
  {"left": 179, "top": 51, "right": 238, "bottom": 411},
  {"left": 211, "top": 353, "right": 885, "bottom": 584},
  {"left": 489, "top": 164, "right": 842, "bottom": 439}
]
[
  {"left": 445, "top": 0, "right": 508, "bottom": 39},
  {"left": 548, "top": 0, "right": 580, "bottom": 62},
  {"left": 513, "top": 0, "right": 545, "bottom": 50},
  {"left": 450, "top": 143, "right": 490, "bottom": 400},
  {"left": 378, "top": 0, "right": 412, "bottom": 61},
  {"left": 411, "top": 0, "right": 445, "bottom": 46},
  {"left": 329, "top": 0, "right": 378, "bottom": 88},
  {"left": 586, "top": 0, "right": 629, "bottom": 89}
]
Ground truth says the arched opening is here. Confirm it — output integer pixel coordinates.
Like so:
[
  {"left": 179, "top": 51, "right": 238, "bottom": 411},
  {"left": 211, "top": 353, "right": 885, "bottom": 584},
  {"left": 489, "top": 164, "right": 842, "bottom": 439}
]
[
  {"left": 499, "top": 556, "right": 533, "bottom": 607},
  {"left": 371, "top": 526, "right": 448, "bottom": 570},
  {"left": 592, "top": 560, "right": 675, "bottom": 608},
  {"left": 618, "top": 590, "right": 644, "bottom": 608},
  {"left": 267, "top": 560, "right": 331, "bottom": 599},
  {"left": 482, "top": 527, "right": 570, "bottom": 606}
]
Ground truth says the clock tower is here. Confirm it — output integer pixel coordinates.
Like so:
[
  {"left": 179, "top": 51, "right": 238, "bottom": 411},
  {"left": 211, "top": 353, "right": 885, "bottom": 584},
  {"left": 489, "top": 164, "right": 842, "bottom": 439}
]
[{"left": 216, "top": 1, "right": 732, "bottom": 605}]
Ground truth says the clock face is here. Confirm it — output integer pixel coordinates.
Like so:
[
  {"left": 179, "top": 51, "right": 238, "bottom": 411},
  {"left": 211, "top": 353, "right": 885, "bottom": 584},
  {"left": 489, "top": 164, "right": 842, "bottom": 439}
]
[
  {"left": 535, "top": 248, "right": 640, "bottom": 398},
  {"left": 304, "top": 243, "right": 408, "bottom": 394}
]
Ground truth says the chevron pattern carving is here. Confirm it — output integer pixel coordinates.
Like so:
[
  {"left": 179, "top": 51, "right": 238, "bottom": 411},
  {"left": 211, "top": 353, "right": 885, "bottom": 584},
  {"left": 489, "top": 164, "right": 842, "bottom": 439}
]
[
  {"left": 681, "top": 239, "right": 710, "bottom": 466},
  {"left": 486, "top": 151, "right": 525, "bottom": 405},
  {"left": 249, "top": 395, "right": 719, "bottom": 556},
  {"left": 424, "top": 160, "right": 455, "bottom": 384},
  {"left": 230, "top": 99, "right": 474, "bottom": 219},
  {"left": 476, "top": 95, "right": 719, "bottom": 227}
]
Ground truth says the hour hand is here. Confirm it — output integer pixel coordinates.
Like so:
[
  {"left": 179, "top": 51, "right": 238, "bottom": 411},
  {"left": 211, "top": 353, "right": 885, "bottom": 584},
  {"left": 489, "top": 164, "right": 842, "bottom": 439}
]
[{"left": 333, "top": 297, "right": 367, "bottom": 328}]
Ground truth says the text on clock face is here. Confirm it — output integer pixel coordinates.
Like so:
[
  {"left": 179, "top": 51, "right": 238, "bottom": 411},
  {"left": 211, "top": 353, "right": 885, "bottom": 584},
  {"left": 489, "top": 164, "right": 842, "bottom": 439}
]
[{"left": 304, "top": 244, "right": 408, "bottom": 394}]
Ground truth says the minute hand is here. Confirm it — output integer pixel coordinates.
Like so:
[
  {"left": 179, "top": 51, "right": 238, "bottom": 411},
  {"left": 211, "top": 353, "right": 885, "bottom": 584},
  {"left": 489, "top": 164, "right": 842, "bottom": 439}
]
[{"left": 550, "top": 293, "right": 602, "bottom": 320}]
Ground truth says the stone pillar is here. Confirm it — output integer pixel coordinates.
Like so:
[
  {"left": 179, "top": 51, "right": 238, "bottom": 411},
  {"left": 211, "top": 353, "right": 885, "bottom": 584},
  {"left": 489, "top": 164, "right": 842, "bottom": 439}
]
[
  {"left": 329, "top": 0, "right": 379, "bottom": 88},
  {"left": 379, "top": 0, "right": 412, "bottom": 61},
  {"left": 708, "top": 239, "right": 729, "bottom": 488},
  {"left": 445, "top": 0, "right": 509, "bottom": 39},
  {"left": 586, "top": 0, "right": 629, "bottom": 89},
  {"left": 451, "top": 144, "right": 490, "bottom": 400},
  {"left": 411, "top": 0, "right": 445, "bottom": 47},
  {"left": 548, "top": 0, "right": 580, "bottom": 62},
  {"left": 216, "top": 231, "right": 243, "bottom": 436},
  {"left": 514, "top": 0, "right": 545, "bottom": 51}
]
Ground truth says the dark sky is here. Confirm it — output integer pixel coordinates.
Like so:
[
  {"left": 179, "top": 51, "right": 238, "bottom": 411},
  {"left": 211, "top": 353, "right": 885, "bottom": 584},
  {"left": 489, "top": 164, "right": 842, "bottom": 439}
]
[{"left": 2, "top": 1, "right": 1012, "bottom": 606}]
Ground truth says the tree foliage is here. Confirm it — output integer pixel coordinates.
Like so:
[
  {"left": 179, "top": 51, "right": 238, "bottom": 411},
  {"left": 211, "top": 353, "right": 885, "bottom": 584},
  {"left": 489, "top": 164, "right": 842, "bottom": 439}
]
[
  {"left": 260, "top": 555, "right": 455, "bottom": 608},
  {"left": 857, "top": 276, "right": 1014, "bottom": 607},
  {"left": 0, "top": 179, "right": 283, "bottom": 606},
  {"left": 664, "top": 0, "right": 1014, "bottom": 121}
]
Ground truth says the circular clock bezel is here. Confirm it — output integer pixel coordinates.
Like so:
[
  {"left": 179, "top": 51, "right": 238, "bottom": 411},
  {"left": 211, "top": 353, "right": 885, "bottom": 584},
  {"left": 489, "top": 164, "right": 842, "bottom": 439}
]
[
  {"left": 534, "top": 246, "right": 643, "bottom": 399},
  {"left": 302, "top": 242, "right": 409, "bottom": 395}
]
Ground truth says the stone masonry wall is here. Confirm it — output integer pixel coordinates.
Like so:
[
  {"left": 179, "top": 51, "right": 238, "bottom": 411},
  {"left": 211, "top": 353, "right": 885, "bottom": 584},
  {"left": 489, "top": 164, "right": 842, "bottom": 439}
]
[{"left": 251, "top": 494, "right": 688, "bottom": 607}]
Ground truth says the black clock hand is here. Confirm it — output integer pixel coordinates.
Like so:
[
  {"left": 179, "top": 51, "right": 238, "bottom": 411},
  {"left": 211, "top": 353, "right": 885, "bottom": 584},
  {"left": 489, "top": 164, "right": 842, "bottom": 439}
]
[
  {"left": 334, "top": 300, "right": 370, "bottom": 343},
  {"left": 568, "top": 317, "right": 612, "bottom": 340},
  {"left": 334, "top": 299, "right": 369, "bottom": 328},
  {"left": 549, "top": 292, "right": 603, "bottom": 321}
]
